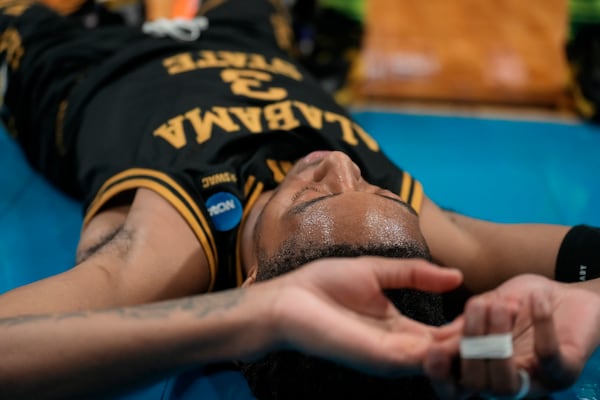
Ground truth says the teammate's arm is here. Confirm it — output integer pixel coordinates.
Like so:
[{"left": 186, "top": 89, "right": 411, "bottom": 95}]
[{"left": 0, "top": 258, "right": 463, "bottom": 399}]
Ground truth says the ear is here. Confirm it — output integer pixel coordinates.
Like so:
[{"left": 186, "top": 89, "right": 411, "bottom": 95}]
[{"left": 241, "top": 265, "right": 258, "bottom": 287}]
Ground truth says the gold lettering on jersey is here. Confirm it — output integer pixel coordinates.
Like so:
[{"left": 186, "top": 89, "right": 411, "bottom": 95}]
[
  {"left": 163, "top": 53, "right": 196, "bottom": 74},
  {"left": 221, "top": 69, "right": 287, "bottom": 101},
  {"left": 266, "top": 159, "right": 291, "bottom": 183},
  {"left": 218, "top": 51, "right": 248, "bottom": 68},
  {"left": 186, "top": 107, "right": 240, "bottom": 144},
  {"left": 264, "top": 100, "right": 300, "bottom": 131},
  {"left": 153, "top": 100, "right": 379, "bottom": 152},
  {"left": 247, "top": 54, "right": 301, "bottom": 81},
  {"left": 153, "top": 115, "right": 187, "bottom": 149},
  {"left": 202, "top": 172, "right": 238, "bottom": 188},
  {"left": 324, "top": 111, "right": 379, "bottom": 152},
  {"left": 324, "top": 111, "right": 355, "bottom": 144},
  {"left": 0, "top": 0, "right": 33, "bottom": 16},
  {"left": 163, "top": 50, "right": 302, "bottom": 81},
  {"left": 229, "top": 107, "right": 263, "bottom": 133},
  {"left": 0, "top": 28, "right": 23, "bottom": 70},
  {"left": 353, "top": 122, "right": 380, "bottom": 152},
  {"left": 196, "top": 50, "right": 230, "bottom": 68},
  {"left": 293, "top": 101, "right": 323, "bottom": 129}
]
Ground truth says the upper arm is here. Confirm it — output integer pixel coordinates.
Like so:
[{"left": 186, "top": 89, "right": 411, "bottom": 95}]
[
  {"left": 418, "top": 195, "right": 570, "bottom": 293},
  {"left": 79, "top": 187, "right": 212, "bottom": 304},
  {"left": 418, "top": 196, "right": 486, "bottom": 291},
  {"left": 0, "top": 188, "right": 211, "bottom": 318}
]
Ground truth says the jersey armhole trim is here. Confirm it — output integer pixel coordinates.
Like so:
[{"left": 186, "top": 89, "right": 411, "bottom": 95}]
[
  {"left": 399, "top": 171, "right": 424, "bottom": 215},
  {"left": 84, "top": 168, "right": 219, "bottom": 291},
  {"left": 235, "top": 176, "right": 264, "bottom": 287}
]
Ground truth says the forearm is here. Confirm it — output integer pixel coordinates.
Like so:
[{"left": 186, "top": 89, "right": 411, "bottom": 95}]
[
  {"left": 0, "top": 262, "right": 126, "bottom": 318},
  {"left": 447, "top": 213, "right": 569, "bottom": 279},
  {"left": 0, "top": 286, "right": 276, "bottom": 399},
  {"left": 420, "top": 197, "right": 572, "bottom": 292},
  {"left": 430, "top": 213, "right": 568, "bottom": 293}
]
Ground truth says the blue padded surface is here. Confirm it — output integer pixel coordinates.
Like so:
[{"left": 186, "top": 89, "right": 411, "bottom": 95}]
[{"left": 1, "top": 109, "right": 599, "bottom": 399}]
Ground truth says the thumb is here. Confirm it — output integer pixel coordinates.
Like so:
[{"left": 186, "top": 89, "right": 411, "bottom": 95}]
[{"left": 370, "top": 258, "right": 463, "bottom": 293}]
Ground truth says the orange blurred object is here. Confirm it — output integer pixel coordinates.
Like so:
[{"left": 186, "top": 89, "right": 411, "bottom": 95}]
[
  {"left": 145, "top": 0, "right": 198, "bottom": 20},
  {"left": 172, "top": 0, "right": 198, "bottom": 19},
  {"left": 38, "top": 0, "right": 87, "bottom": 14},
  {"left": 356, "top": 0, "right": 570, "bottom": 106}
]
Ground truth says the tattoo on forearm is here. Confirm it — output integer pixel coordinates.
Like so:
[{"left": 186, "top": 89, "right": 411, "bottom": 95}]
[{"left": 0, "top": 289, "right": 247, "bottom": 327}]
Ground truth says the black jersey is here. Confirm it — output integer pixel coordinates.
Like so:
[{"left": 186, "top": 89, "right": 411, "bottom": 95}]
[{"left": 0, "top": 0, "right": 423, "bottom": 291}]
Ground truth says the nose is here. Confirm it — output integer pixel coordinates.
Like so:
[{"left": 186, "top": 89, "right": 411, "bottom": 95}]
[{"left": 313, "top": 151, "right": 362, "bottom": 192}]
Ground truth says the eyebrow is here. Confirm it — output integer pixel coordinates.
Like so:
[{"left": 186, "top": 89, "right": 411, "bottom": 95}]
[
  {"left": 290, "top": 193, "right": 340, "bottom": 215},
  {"left": 289, "top": 192, "right": 417, "bottom": 216}
]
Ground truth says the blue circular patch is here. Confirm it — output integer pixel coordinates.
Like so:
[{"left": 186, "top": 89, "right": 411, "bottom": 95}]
[{"left": 205, "top": 192, "right": 243, "bottom": 231}]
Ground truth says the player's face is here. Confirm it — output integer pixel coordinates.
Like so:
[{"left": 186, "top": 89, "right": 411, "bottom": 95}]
[{"left": 254, "top": 151, "right": 424, "bottom": 258}]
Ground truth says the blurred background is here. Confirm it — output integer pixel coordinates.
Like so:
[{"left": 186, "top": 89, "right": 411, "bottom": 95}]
[
  {"left": 46, "top": 0, "right": 600, "bottom": 120},
  {"left": 289, "top": 0, "right": 599, "bottom": 120}
]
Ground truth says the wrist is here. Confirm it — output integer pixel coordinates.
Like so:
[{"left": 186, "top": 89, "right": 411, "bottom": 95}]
[
  {"left": 555, "top": 225, "right": 600, "bottom": 282},
  {"left": 236, "top": 283, "right": 285, "bottom": 360},
  {"left": 563, "top": 279, "right": 600, "bottom": 350},
  {"left": 254, "top": 279, "right": 301, "bottom": 354}
]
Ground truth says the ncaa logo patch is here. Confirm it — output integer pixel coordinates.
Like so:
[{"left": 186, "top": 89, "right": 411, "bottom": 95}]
[{"left": 206, "top": 192, "right": 242, "bottom": 231}]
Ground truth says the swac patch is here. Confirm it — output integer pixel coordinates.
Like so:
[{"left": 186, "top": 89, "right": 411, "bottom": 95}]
[{"left": 205, "top": 192, "right": 243, "bottom": 231}]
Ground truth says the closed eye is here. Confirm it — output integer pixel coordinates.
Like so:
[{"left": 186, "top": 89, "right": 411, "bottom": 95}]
[{"left": 291, "top": 185, "right": 326, "bottom": 202}]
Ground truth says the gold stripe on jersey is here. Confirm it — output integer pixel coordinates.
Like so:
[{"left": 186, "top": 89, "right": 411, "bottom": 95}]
[
  {"left": 0, "top": 27, "right": 24, "bottom": 70},
  {"left": 265, "top": 159, "right": 293, "bottom": 184},
  {"left": 399, "top": 171, "right": 412, "bottom": 204},
  {"left": 398, "top": 171, "right": 423, "bottom": 215},
  {"left": 84, "top": 168, "right": 219, "bottom": 291},
  {"left": 410, "top": 180, "right": 424, "bottom": 214},
  {"left": 235, "top": 178, "right": 264, "bottom": 286},
  {"left": 244, "top": 175, "right": 256, "bottom": 195},
  {"left": 198, "top": 0, "right": 227, "bottom": 16},
  {"left": 0, "top": 0, "right": 33, "bottom": 17}
]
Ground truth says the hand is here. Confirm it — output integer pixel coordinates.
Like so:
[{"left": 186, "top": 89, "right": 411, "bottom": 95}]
[
  {"left": 260, "top": 257, "right": 463, "bottom": 375},
  {"left": 424, "top": 274, "right": 600, "bottom": 398}
]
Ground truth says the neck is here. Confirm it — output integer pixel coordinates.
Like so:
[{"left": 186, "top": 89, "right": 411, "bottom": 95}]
[{"left": 240, "top": 190, "right": 273, "bottom": 276}]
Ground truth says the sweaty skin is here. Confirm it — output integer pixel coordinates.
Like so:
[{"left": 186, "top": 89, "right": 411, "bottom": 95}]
[{"left": 240, "top": 151, "right": 425, "bottom": 276}]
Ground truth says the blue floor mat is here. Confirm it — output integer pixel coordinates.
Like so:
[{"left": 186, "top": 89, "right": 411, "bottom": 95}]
[{"left": 1, "top": 109, "right": 599, "bottom": 399}]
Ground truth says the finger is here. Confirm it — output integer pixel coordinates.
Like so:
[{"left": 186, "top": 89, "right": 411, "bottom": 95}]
[
  {"left": 487, "top": 302, "right": 520, "bottom": 395},
  {"left": 425, "top": 346, "right": 459, "bottom": 399},
  {"left": 286, "top": 294, "right": 434, "bottom": 374},
  {"left": 460, "top": 298, "right": 488, "bottom": 392},
  {"left": 368, "top": 257, "right": 463, "bottom": 293},
  {"left": 532, "top": 289, "right": 559, "bottom": 360},
  {"left": 425, "top": 333, "right": 461, "bottom": 377},
  {"left": 433, "top": 316, "right": 465, "bottom": 341},
  {"left": 531, "top": 290, "right": 576, "bottom": 389}
]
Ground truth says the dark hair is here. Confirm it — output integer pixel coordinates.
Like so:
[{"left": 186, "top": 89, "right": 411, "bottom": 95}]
[{"left": 242, "top": 240, "right": 444, "bottom": 399}]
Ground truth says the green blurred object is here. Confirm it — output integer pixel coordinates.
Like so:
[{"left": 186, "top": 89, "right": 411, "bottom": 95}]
[
  {"left": 319, "top": 0, "right": 364, "bottom": 22},
  {"left": 291, "top": 0, "right": 364, "bottom": 98},
  {"left": 570, "top": 0, "right": 600, "bottom": 37},
  {"left": 568, "top": 0, "right": 600, "bottom": 122}
]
